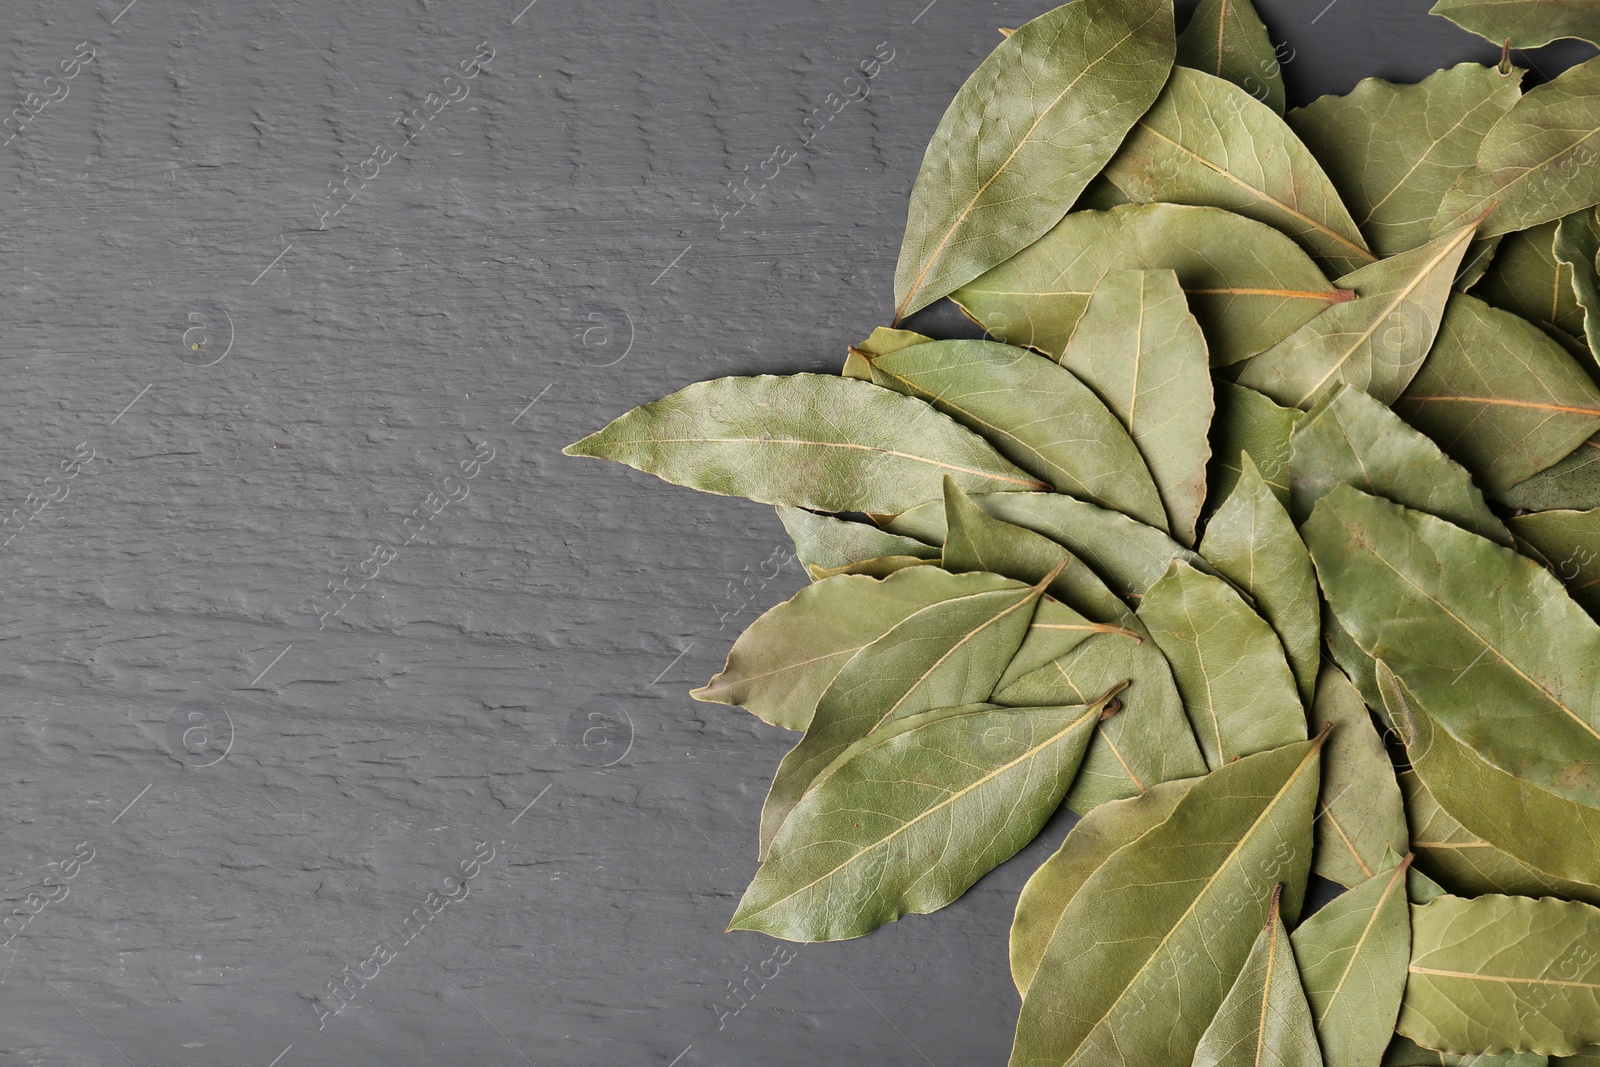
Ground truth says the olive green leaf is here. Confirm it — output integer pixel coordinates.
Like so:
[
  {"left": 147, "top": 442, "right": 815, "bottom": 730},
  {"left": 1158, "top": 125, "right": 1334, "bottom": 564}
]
[
  {"left": 1194, "top": 887, "right": 1323, "bottom": 1067},
  {"left": 757, "top": 570, "right": 1049, "bottom": 856},
  {"left": 892, "top": 0, "right": 1176, "bottom": 319},
  {"left": 845, "top": 326, "right": 933, "bottom": 381},
  {"left": 995, "top": 625, "right": 1208, "bottom": 815},
  {"left": 1139, "top": 559, "right": 1306, "bottom": 770},
  {"left": 1309, "top": 664, "right": 1408, "bottom": 890},
  {"left": 1555, "top": 206, "right": 1600, "bottom": 358},
  {"left": 807, "top": 556, "right": 933, "bottom": 580},
  {"left": 1456, "top": 234, "right": 1503, "bottom": 290},
  {"left": 1101, "top": 66, "right": 1375, "bottom": 275},
  {"left": 1307, "top": 484, "right": 1600, "bottom": 810},
  {"left": 730, "top": 693, "right": 1120, "bottom": 942},
  {"left": 1289, "top": 383, "right": 1512, "bottom": 546},
  {"left": 950, "top": 202, "right": 1350, "bottom": 365},
  {"left": 1378, "top": 660, "right": 1600, "bottom": 890},
  {"left": 1436, "top": 56, "right": 1600, "bottom": 240},
  {"left": 1430, "top": 0, "right": 1600, "bottom": 49},
  {"left": 1200, "top": 454, "right": 1321, "bottom": 703},
  {"left": 1396, "top": 294, "right": 1600, "bottom": 493},
  {"left": 1384, "top": 1034, "right": 1548, "bottom": 1067},
  {"left": 1399, "top": 770, "right": 1600, "bottom": 908},
  {"left": 1507, "top": 508, "right": 1600, "bottom": 615},
  {"left": 1010, "top": 738, "right": 1322, "bottom": 1067},
  {"left": 777, "top": 507, "right": 939, "bottom": 577},
  {"left": 1287, "top": 63, "right": 1522, "bottom": 257},
  {"left": 1473, "top": 220, "right": 1587, "bottom": 342},
  {"left": 563, "top": 374, "right": 1046, "bottom": 514},
  {"left": 1400, "top": 894, "right": 1600, "bottom": 1057},
  {"left": 865, "top": 340, "right": 1169, "bottom": 529},
  {"left": 1499, "top": 432, "right": 1600, "bottom": 511},
  {"left": 1177, "top": 0, "right": 1286, "bottom": 114},
  {"left": 1234, "top": 218, "right": 1483, "bottom": 409},
  {"left": 1009, "top": 778, "right": 1196, "bottom": 995},
  {"left": 1290, "top": 854, "right": 1413, "bottom": 1067},
  {"left": 1210, "top": 381, "right": 1303, "bottom": 508},
  {"left": 1059, "top": 268, "right": 1213, "bottom": 544},
  {"left": 888, "top": 490, "right": 1210, "bottom": 604}
]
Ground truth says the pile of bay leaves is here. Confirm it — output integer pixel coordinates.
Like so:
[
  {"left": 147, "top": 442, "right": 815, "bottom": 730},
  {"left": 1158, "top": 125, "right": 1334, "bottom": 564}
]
[{"left": 566, "top": 0, "right": 1600, "bottom": 1061}]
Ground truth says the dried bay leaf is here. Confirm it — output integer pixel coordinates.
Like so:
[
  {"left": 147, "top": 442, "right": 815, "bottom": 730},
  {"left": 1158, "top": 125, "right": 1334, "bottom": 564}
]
[
  {"left": 730, "top": 694, "right": 1119, "bottom": 942},
  {"left": 950, "top": 202, "right": 1349, "bottom": 365},
  {"left": 777, "top": 507, "right": 939, "bottom": 577},
  {"left": 1430, "top": 0, "right": 1600, "bottom": 49},
  {"left": 866, "top": 340, "right": 1170, "bottom": 530},
  {"left": 1200, "top": 454, "right": 1321, "bottom": 703},
  {"left": 1499, "top": 432, "right": 1600, "bottom": 512},
  {"left": 1400, "top": 894, "right": 1600, "bottom": 1056},
  {"left": 1101, "top": 66, "right": 1375, "bottom": 275},
  {"left": 1384, "top": 1034, "right": 1547, "bottom": 1067},
  {"left": 1233, "top": 218, "right": 1482, "bottom": 409},
  {"left": 893, "top": 0, "right": 1176, "bottom": 318},
  {"left": 1193, "top": 888, "right": 1323, "bottom": 1067},
  {"left": 1507, "top": 508, "right": 1600, "bottom": 615},
  {"left": 1009, "top": 738, "right": 1322, "bottom": 1067},
  {"left": 563, "top": 374, "right": 1046, "bottom": 514},
  {"left": 1396, "top": 294, "right": 1600, "bottom": 493},
  {"left": 1288, "top": 63, "right": 1522, "bottom": 258},
  {"left": 1555, "top": 206, "right": 1600, "bottom": 358},
  {"left": 1472, "top": 220, "right": 1587, "bottom": 343},
  {"left": 1177, "top": 0, "right": 1286, "bottom": 114},
  {"left": 1309, "top": 664, "right": 1408, "bottom": 890},
  {"left": 1210, "top": 380, "right": 1303, "bottom": 508},
  {"left": 1139, "top": 559, "right": 1306, "bottom": 769}
]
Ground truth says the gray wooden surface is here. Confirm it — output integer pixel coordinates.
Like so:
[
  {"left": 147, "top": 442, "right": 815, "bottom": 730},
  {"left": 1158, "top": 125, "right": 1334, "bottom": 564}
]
[{"left": 0, "top": 1, "right": 1589, "bottom": 1064}]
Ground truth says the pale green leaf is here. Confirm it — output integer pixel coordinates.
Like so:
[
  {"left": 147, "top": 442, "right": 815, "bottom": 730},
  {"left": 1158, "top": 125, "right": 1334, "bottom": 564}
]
[
  {"left": 1499, "top": 432, "right": 1600, "bottom": 511},
  {"left": 1430, "top": 0, "right": 1600, "bottom": 49},
  {"left": 1472, "top": 220, "right": 1587, "bottom": 341},
  {"left": 1309, "top": 664, "right": 1408, "bottom": 890},
  {"left": 1177, "top": 0, "right": 1286, "bottom": 114},
  {"left": 1507, "top": 508, "right": 1600, "bottom": 616},
  {"left": 1554, "top": 206, "right": 1600, "bottom": 358},
  {"left": 1209, "top": 380, "right": 1303, "bottom": 508},
  {"left": 1384, "top": 1033, "right": 1547, "bottom": 1067},
  {"left": 777, "top": 507, "right": 938, "bottom": 577},
  {"left": 1194, "top": 889, "right": 1323, "bottom": 1067}
]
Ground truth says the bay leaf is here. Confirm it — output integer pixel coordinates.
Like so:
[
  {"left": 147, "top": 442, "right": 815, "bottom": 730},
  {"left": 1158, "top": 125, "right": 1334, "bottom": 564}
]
[
  {"left": 1059, "top": 268, "right": 1214, "bottom": 544},
  {"left": 1289, "top": 383, "right": 1512, "bottom": 546},
  {"left": 1385, "top": 1034, "right": 1547, "bottom": 1067},
  {"left": 1457, "top": 234, "right": 1503, "bottom": 289},
  {"left": 1287, "top": 63, "right": 1522, "bottom": 257},
  {"left": 1430, "top": 0, "right": 1600, "bottom": 49},
  {"left": 1309, "top": 663, "right": 1408, "bottom": 890},
  {"left": 1398, "top": 770, "right": 1600, "bottom": 908},
  {"left": 845, "top": 326, "right": 932, "bottom": 381},
  {"left": 777, "top": 507, "right": 939, "bottom": 577},
  {"left": 1234, "top": 218, "right": 1483, "bottom": 409},
  {"left": 866, "top": 340, "right": 1169, "bottom": 529},
  {"left": 1499, "top": 432, "right": 1600, "bottom": 512},
  {"left": 1290, "top": 854, "right": 1413, "bottom": 1067},
  {"left": 1554, "top": 206, "right": 1600, "bottom": 358},
  {"left": 1101, "top": 66, "right": 1375, "bottom": 275},
  {"left": 1396, "top": 294, "right": 1600, "bottom": 493},
  {"left": 807, "top": 556, "right": 933, "bottom": 580},
  {"left": 757, "top": 570, "right": 1048, "bottom": 856},
  {"left": 1400, "top": 894, "right": 1600, "bottom": 1056},
  {"left": 563, "top": 374, "right": 1046, "bottom": 514},
  {"left": 1435, "top": 56, "right": 1600, "bottom": 240},
  {"left": 1139, "top": 559, "right": 1306, "bottom": 771},
  {"left": 1200, "top": 454, "right": 1321, "bottom": 703},
  {"left": 1210, "top": 380, "right": 1303, "bottom": 508},
  {"left": 950, "top": 202, "right": 1350, "bottom": 365},
  {"left": 1009, "top": 778, "right": 1196, "bottom": 995},
  {"left": 730, "top": 694, "right": 1119, "bottom": 941},
  {"left": 1193, "top": 887, "right": 1323, "bottom": 1067},
  {"left": 893, "top": 0, "right": 1176, "bottom": 318},
  {"left": 1177, "top": 0, "right": 1286, "bottom": 114},
  {"left": 1010, "top": 738, "right": 1322, "bottom": 1067},
  {"left": 1306, "top": 484, "right": 1600, "bottom": 810},
  {"left": 1507, "top": 508, "right": 1600, "bottom": 615},
  {"left": 1472, "top": 220, "right": 1587, "bottom": 342}
]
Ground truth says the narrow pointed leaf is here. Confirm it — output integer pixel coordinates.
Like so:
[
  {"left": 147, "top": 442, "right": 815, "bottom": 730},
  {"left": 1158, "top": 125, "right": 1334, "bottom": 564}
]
[
  {"left": 845, "top": 326, "right": 931, "bottom": 380},
  {"left": 1101, "top": 66, "right": 1375, "bottom": 275},
  {"left": 950, "top": 202, "right": 1349, "bottom": 365},
  {"left": 1210, "top": 380, "right": 1303, "bottom": 508},
  {"left": 892, "top": 0, "right": 1176, "bottom": 318},
  {"left": 1289, "top": 383, "right": 1512, "bottom": 545},
  {"left": 1291, "top": 855, "right": 1413, "bottom": 1067},
  {"left": 1399, "top": 770, "right": 1600, "bottom": 908},
  {"left": 1010, "top": 778, "right": 1197, "bottom": 995},
  {"left": 731, "top": 695, "right": 1117, "bottom": 941},
  {"left": 1194, "top": 890, "right": 1323, "bottom": 1067},
  {"left": 1430, "top": 0, "right": 1600, "bottom": 49},
  {"left": 1177, "top": 0, "right": 1286, "bottom": 114},
  {"left": 867, "top": 339, "right": 1169, "bottom": 528},
  {"left": 1287, "top": 63, "right": 1522, "bottom": 257},
  {"left": 1010, "top": 739, "right": 1322, "bottom": 1067},
  {"left": 563, "top": 374, "right": 1045, "bottom": 513},
  {"left": 1384, "top": 1034, "right": 1548, "bottom": 1067},
  {"left": 1060, "top": 268, "right": 1214, "bottom": 544},
  {"left": 1139, "top": 560, "right": 1305, "bottom": 769},
  {"left": 1309, "top": 664, "right": 1408, "bottom": 889},
  {"left": 757, "top": 572, "right": 1045, "bottom": 856},
  {"left": 778, "top": 507, "right": 939, "bottom": 577},
  {"left": 1396, "top": 294, "right": 1600, "bottom": 493},
  {"left": 1555, "top": 206, "right": 1600, "bottom": 358},
  {"left": 1436, "top": 56, "right": 1600, "bottom": 239},
  {"left": 1473, "top": 220, "right": 1587, "bottom": 342},
  {"left": 1235, "top": 219, "right": 1482, "bottom": 409},
  {"left": 1200, "top": 454, "right": 1321, "bottom": 703},
  {"left": 1499, "top": 432, "right": 1600, "bottom": 512},
  {"left": 1508, "top": 508, "right": 1600, "bottom": 616},
  {"left": 1401, "top": 894, "right": 1600, "bottom": 1057}
]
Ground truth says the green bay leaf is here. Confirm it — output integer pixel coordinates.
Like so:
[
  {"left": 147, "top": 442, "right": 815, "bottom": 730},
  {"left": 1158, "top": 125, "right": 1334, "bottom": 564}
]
[
  {"left": 777, "top": 507, "right": 939, "bottom": 577},
  {"left": 1384, "top": 1033, "right": 1547, "bottom": 1067},
  {"left": 1309, "top": 664, "right": 1408, "bottom": 890},
  {"left": 1472, "top": 220, "right": 1587, "bottom": 342},
  {"left": 1210, "top": 380, "right": 1303, "bottom": 508},
  {"left": 1194, "top": 889, "right": 1323, "bottom": 1067},
  {"left": 1499, "top": 432, "right": 1600, "bottom": 511},
  {"left": 1507, "top": 508, "right": 1600, "bottom": 616},
  {"left": 1554, "top": 206, "right": 1600, "bottom": 360},
  {"left": 1177, "top": 0, "right": 1286, "bottom": 114},
  {"left": 1430, "top": 0, "right": 1600, "bottom": 49}
]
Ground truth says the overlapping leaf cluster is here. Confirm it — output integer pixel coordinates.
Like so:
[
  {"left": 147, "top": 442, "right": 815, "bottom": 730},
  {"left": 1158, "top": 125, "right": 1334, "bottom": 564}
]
[{"left": 566, "top": 0, "right": 1600, "bottom": 1061}]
